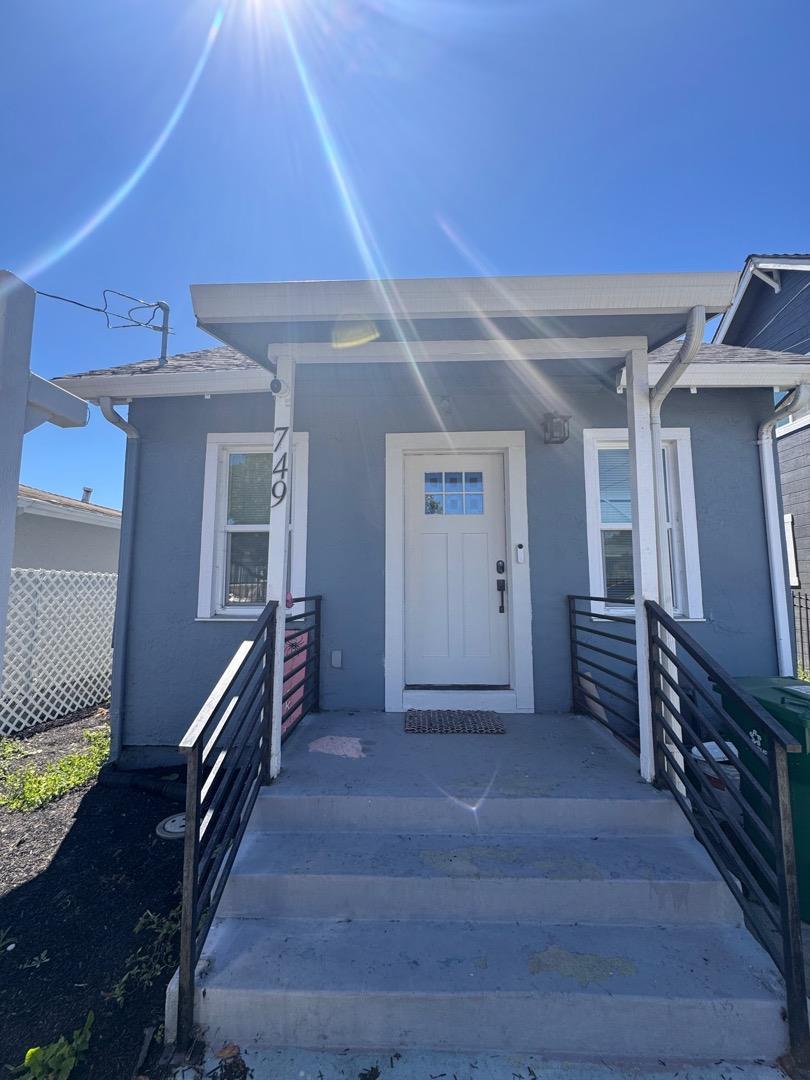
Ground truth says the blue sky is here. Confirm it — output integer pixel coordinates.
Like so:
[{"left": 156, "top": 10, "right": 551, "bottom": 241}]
[{"left": 6, "top": 0, "right": 810, "bottom": 508}]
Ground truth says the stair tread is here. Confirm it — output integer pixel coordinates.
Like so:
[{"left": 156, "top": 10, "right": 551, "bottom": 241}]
[
  {"left": 230, "top": 829, "right": 725, "bottom": 884},
  {"left": 199, "top": 917, "right": 782, "bottom": 1002}
]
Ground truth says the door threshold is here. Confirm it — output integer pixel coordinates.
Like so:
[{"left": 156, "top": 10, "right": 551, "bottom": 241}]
[{"left": 402, "top": 688, "right": 519, "bottom": 713}]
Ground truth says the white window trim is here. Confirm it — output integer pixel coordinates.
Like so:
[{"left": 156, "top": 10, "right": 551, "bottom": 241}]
[
  {"left": 785, "top": 512, "right": 800, "bottom": 589},
  {"left": 583, "top": 427, "right": 703, "bottom": 620},
  {"left": 197, "top": 431, "right": 309, "bottom": 620}
]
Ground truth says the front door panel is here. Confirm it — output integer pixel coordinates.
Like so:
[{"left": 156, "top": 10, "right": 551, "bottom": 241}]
[{"left": 404, "top": 453, "right": 510, "bottom": 687}]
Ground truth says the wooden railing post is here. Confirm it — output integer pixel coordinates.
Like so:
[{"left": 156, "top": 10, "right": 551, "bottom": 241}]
[
  {"left": 768, "top": 739, "right": 810, "bottom": 1064},
  {"left": 177, "top": 743, "right": 202, "bottom": 1051}
]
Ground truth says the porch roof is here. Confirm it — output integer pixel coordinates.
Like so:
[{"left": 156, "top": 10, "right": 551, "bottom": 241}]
[{"left": 191, "top": 271, "right": 736, "bottom": 371}]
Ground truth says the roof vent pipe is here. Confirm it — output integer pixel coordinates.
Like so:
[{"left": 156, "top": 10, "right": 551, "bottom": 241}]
[
  {"left": 759, "top": 383, "right": 810, "bottom": 676},
  {"left": 81, "top": 486, "right": 92, "bottom": 503},
  {"left": 650, "top": 305, "right": 705, "bottom": 612}
]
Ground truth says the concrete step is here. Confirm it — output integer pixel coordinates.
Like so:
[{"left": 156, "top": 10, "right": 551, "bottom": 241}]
[
  {"left": 175, "top": 916, "right": 787, "bottom": 1060},
  {"left": 251, "top": 789, "right": 691, "bottom": 835},
  {"left": 219, "top": 829, "right": 741, "bottom": 925}
]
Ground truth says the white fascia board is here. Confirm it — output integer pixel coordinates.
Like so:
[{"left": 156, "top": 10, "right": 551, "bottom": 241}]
[
  {"left": 16, "top": 498, "right": 121, "bottom": 529},
  {"left": 616, "top": 361, "right": 810, "bottom": 391},
  {"left": 51, "top": 367, "right": 275, "bottom": 404},
  {"left": 25, "top": 372, "right": 89, "bottom": 429},
  {"left": 191, "top": 271, "right": 738, "bottom": 325},
  {"left": 777, "top": 413, "right": 810, "bottom": 439}
]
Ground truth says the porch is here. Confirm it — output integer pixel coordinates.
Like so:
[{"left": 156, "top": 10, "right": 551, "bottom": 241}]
[{"left": 167, "top": 706, "right": 791, "bottom": 1062}]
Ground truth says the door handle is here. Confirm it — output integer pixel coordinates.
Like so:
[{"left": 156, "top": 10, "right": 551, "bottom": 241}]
[{"left": 496, "top": 578, "right": 506, "bottom": 613}]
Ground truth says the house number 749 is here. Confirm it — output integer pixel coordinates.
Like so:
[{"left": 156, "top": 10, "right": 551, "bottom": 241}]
[{"left": 271, "top": 426, "right": 290, "bottom": 507}]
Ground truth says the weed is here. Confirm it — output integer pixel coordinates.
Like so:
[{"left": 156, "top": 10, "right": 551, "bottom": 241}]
[
  {"left": 798, "top": 664, "right": 810, "bottom": 683},
  {"left": 0, "top": 738, "right": 26, "bottom": 778},
  {"left": 0, "top": 727, "right": 109, "bottom": 812},
  {"left": 8, "top": 1011, "right": 93, "bottom": 1080},
  {"left": 20, "top": 951, "right": 50, "bottom": 971},
  {"left": 107, "top": 904, "right": 181, "bottom": 1006}
]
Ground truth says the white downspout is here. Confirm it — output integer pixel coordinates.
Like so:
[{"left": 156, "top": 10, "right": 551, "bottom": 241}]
[
  {"left": 759, "top": 384, "right": 810, "bottom": 676},
  {"left": 650, "top": 305, "right": 705, "bottom": 611},
  {"left": 99, "top": 397, "right": 140, "bottom": 763}
]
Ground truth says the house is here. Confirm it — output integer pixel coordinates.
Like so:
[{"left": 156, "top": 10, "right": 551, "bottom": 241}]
[
  {"left": 14, "top": 485, "right": 120, "bottom": 572},
  {"left": 713, "top": 255, "right": 810, "bottom": 662},
  {"left": 54, "top": 271, "right": 810, "bottom": 1067}
]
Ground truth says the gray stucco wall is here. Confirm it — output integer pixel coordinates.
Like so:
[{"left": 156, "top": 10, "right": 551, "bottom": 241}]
[
  {"left": 119, "top": 363, "right": 777, "bottom": 764},
  {"left": 13, "top": 513, "right": 120, "bottom": 572}
]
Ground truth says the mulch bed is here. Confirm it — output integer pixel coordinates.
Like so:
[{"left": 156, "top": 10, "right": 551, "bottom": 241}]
[{"left": 0, "top": 711, "right": 183, "bottom": 1078}]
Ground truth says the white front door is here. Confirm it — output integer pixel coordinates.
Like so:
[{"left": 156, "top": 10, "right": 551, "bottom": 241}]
[{"left": 404, "top": 453, "right": 510, "bottom": 687}]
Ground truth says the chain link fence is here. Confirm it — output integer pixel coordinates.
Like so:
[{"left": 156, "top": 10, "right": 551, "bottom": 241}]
[{"left": 0, "top": 568, "right": 117, "bottom": 737}]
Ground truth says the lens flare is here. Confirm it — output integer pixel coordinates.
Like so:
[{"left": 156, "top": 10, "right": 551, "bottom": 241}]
[{"left": 11, "top": 4, "right": 227, "bottom": 289}]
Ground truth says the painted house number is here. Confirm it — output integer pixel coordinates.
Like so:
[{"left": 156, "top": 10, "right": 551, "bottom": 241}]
[{"left": 272, "top": 426, "right": 290, "bottom": 508}]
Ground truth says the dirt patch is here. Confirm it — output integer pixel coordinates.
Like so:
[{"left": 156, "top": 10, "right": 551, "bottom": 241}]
[{"left": 0, "top": 712, "right": 183, "bottom": 1078}]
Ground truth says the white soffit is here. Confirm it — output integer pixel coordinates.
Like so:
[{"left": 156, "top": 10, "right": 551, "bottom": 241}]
[{"left": 616, "top": 360, "right": 810, "bottom": 391}]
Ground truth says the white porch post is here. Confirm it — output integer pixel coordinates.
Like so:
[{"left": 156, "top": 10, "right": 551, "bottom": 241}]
[
  {"left": 266, "top": 354, "right": 296, "bottom": 780},
  {"left": 626, "top": 346, "right": 660, "bottom": 782}
]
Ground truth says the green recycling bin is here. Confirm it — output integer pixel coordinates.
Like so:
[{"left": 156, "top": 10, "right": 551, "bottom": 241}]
[{"left": 718, "top": 676, "right": 810, "bottom": 922}]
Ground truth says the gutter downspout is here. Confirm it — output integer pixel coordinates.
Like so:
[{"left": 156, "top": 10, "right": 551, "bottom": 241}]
[
  {"left": 759, "top": 384, "right": 810, "bottom": 676},
  {"left": 99, "top": 397, "right": 140, "bottom": 763},
  {"left": 650, "top": 305, "right": 705, "bottom": 612}
]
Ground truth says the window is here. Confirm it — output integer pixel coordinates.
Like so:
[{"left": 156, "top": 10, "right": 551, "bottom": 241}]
[
  {"left": 424, "top": 470, "right": 484, "bottom": 515},
  {"left": 584, "top": 428, "right": 703, "bottom": 618},
  {"left": 197, "top": 432, "right": 308, "bottom": 618}
]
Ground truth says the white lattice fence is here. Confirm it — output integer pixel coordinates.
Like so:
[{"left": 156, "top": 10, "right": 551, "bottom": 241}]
[{"left": 0, "top": 568, "right": 117, "bottom": 736}]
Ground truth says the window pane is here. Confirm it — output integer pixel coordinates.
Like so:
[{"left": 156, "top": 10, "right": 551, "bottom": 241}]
[
  {"left": 445, "top": 472, "right": 462, "bottom": 491},
  {"left": 464, "top": 471, "right": 483, "bottom": 492},
  {"left": 227, "top": 452, "right": 272, "bottom": 525},
  {"left": 602, "top": 530, "right": 634, "bottom": 603},
  {"left": 425, "top": 494, "right": 443, "bottom": 514},
  {"left": 226, "top": 532, "right": 268, "bottom": 605},
  {"left": 425, "top": 472, "right": 443, "bottom": 493},
  {"left": 598, "top": 448, "right": 631, "bottom": 524},
  {"left": 445, "top": 493, "right": 463, "bottom": 514},
  {"left": 465, "top": 493, "right": 484, "bottom": 514}
]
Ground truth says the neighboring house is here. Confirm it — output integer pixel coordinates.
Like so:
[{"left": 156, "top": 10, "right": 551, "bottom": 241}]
[
  {"left": 14, "top": 485, "right": 121, "bottom": 572},
  {"left": 54, "top": 272, "right": 810, "bottom": 1066},
  {"left": 713, "top": 255, "right": 810, "bottom": 640}
]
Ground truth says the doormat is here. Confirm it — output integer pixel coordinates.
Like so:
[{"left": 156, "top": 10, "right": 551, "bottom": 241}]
[{"left": 404, "top": 709, "right": 505, "bottom": 735}]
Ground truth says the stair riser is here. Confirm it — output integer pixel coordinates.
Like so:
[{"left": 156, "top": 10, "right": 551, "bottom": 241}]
[
  {"left": 218, "top": 874, "right": 741, "bottom": 926},
  {"left": 252, "top": 796, "right": 691, "bottom": 836},
  {"left": 192, "top": 989, "right": 787, "bottom": 1060}
]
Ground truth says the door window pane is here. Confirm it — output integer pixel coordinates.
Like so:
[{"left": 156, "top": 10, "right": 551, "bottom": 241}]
[
  {"left": 601, "top": 530, "right": 634, "bottom": 603},
  {"left": 598, "top": 449, "right": 631, "bottom": 524},
  {"left": 424, "top": 472, "right": 443, "bottom": 493},
  {"left": 227, "top": 452, "right": 272, "bottom": 525},
  {"left": 465, "top": 493, "right": 484, "bottom": 514},
  {"left": 464, "top": 471, "right": 483, "bottom": 492},
  {"left": 423, "top": 469, "right": 486, "bottom": 514},
  {"left": 425, "top": 494, "right": 443, "bottom": 514},
  {"left": 445, "top": 493, "right": 463, "bottom": 514},
  {"left": 226, "top": 532, "right": 269, "bottom": 605}
]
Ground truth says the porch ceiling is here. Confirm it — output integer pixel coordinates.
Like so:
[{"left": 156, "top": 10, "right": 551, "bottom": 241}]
[{"left": 191, "top": 271, "right": 738, "bottom": 370}]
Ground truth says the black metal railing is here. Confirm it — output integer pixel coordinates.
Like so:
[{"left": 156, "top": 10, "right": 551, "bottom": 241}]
[
  {"left": 568, "top": 595, "right": 639, "bottom": 750},
  {"left": 793, "top": 590, "right": 810, "bottom": 675},
  {"left": 281, "top": 596, "right": 322, "bottom": 740},
  {"left": 646, "top": 600, "right": 810, "bottom": 1061},
  {"left": 175, "top": 595, "right": 322, "bottom": 1050}
]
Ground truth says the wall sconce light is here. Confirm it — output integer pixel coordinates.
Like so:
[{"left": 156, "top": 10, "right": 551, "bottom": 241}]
[{"left": 543, "top": 413, "right": 571, "bottom": 444}]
